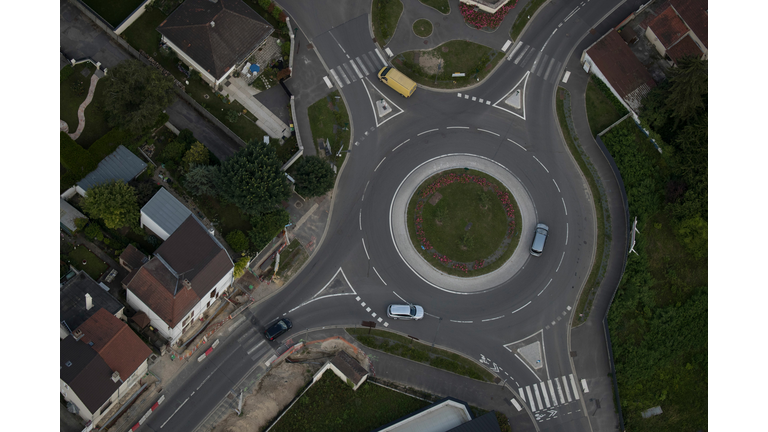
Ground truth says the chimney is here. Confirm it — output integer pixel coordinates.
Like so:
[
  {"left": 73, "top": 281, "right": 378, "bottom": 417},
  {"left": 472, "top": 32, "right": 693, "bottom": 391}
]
[
  {"left": 73, "top": 328, "right": 84, "bottom": 341},
  {"left": 183, "top": 279, "right": 192, "bottom": 290},
  {"left": 85, "top": 293, "right": 93, "bottom": 311},
  {"left": 111, "top": 371, "right": 121, "bottom": 383}
]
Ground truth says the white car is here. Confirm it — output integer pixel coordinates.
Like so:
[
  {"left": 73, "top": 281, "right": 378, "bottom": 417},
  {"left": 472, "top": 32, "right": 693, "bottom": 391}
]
[{"left": 387, "top": 304, "right": 424, "bottom": 320}]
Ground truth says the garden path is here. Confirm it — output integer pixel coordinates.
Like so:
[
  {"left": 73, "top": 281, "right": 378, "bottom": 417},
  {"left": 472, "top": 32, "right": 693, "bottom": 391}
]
[{"left": 68, "top": 73, "right": 100, "bottom": 140}]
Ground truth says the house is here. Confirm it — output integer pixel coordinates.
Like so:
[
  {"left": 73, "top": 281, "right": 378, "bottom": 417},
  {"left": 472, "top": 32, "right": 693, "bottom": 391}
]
[
  {"left": 372, "top": 397, "right": 501, "bottom": 432},
  {"left": 312, "top": 350, "right": 370, "bottom": 391},
  {"left": 76, "top": 145, "right": 147, "bottom": 197},
  {"left": 645, "top": 0, "right": 707, "bottom": 64},
  {"left": 60, "top": 308, "right": 152, "bottom": 427},
  {"left": 61, "top": 270, "right": 125, "bottom": 339},
  {"left": 581, "top": 30, "right": 657, "bottom": 113},
  {"left": 60, "top": 198, "right": 87, "bottom": 234},
  {"left": 157, "top": 0, "right": 274, "bottom": 88},
  {"left": 140, "top": 187, "right": 193, "bottom": 241},
  {"left": 125, "top": 214, "right": 234, "bottom": 345}
]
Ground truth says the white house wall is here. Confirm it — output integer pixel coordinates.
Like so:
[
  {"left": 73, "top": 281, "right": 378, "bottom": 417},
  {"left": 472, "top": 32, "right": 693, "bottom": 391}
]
[
  {"left": 114, "top": 0, "right": 151, "bottom": 35},
  {"left": 582, "top": 53, "right": 635, "bottom": 116},
  {"left": 141, "top": 212, "right": 171, "bottom": 241},
  {"left": 644, "top": 27, "right": 668, "bottom": 58},
  {"left": 162, "top": 37, "right": 218, "bottom": 86},
  {"left": 126, "top": 289, "right": 182, "bottom": 343}
]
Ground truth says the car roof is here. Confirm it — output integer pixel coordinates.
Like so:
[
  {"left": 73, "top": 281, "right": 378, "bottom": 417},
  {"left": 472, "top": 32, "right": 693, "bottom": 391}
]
[{"left": 390, "top": 304, "right": 413, "bottom": 314}]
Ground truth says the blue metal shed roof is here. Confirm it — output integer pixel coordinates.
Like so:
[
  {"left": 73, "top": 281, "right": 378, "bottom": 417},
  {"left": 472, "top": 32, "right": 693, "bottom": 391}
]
[
  {"left": 141, "top": 187, "right": 193, "bottom": 238},
  {"left": 77, "top": 145, "right": 147, "bottom": 192}
]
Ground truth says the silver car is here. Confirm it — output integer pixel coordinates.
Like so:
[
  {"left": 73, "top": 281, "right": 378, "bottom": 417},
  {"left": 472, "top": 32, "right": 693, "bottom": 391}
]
[
  {"left": 387, "top": 304, "right": 424, "bottom": 320},
  {"left": 530, "top": 223, "right": 549, "bottom": 256}
]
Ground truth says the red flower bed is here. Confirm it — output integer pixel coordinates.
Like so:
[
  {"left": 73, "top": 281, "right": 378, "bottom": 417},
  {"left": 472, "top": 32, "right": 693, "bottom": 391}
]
[{"left": 459, "top": 1, "right": 519, "bottom": 30}]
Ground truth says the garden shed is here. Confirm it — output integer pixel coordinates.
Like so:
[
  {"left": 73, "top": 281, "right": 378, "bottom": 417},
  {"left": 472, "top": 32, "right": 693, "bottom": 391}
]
[
  {"left": 60, "top": 198, "right": 86, "bottom": 234},
  {"left": 76, "top": 145, "right": 147, "bottom": 197},
  {"left": 140, "top": 187, "right": 192, "bottom": 241}
]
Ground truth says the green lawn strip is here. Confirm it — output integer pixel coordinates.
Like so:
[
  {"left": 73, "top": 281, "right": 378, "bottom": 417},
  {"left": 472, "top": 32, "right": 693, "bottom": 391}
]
[
  {"left": 602, "top": 120, "right": 707, "bottom": 432},
  {"left": 420, "top": 180, "right": 508, "bottom": 262},
  {"left": 60, "top": 63, "right": 95, "bottom": 133},
  {"left": 394, "top": 41, "right": 503, "bottom": 89},
  {"left": 82, "top": 0, "right": 144, "bottom": 27},
  {"left": 78, "top": 71, "right": 112, "bottom": 149},
  {"left": 372, "top": 0, "right": 404, "bottom": 46},
  {"left": 346, "top": 328, "right": 496, "bottom": 382},
  {"left": 406, "top": 169, "right": 521, "bottom": 277},
  {"left": 585, "top": 77, "right": 626, "bottom": 136},
  {"left": 68, "top": 245, "right": 109, "bottom": 280},
  {"left": 554, "top": 88, "right": 609, "bottom": 326},
  {"left": 413, "top": 19, "right": 433, "bottom": 37},
  {"left": 510, "top": 0, "right": 547, "bottom": 41},
  {"left": 275, "top": 239, "right": 308, "bottom": 278},
  {"left": 269, "top": 372, "right": 429, "bottom": 432},
  {"left": 307, "top": 90, "right": 350, "bottom": 171},
  {"left": 196, "top": 197, "right": 253, "bottom": 237},
  {"left": 419, "top": 0, "right": 450, "bottom": 14}
]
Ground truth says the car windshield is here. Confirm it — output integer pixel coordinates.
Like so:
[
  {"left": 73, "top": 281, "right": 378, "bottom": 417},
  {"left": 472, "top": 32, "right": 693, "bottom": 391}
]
[
  {"left": 410, "top": 305, "right": 416, "bottom": 316},
  {"left": 381, "top": 67, "right": 391, "bottom": 77},
  {"left": 277, "top": 321, "right": 287, "bottom": 330}
]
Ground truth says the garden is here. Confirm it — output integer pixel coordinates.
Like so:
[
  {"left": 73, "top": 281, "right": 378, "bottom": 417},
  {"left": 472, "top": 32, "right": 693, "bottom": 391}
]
[
  {"left": 406, "top": 169, "right": 520, "bottom": 276},
  {"left": 65, "top": 243, "right": 109, "bottom": 281},
  {"left": 393, "top": 40, "right": 503, "bottom": 89},
  {"left": 307, "top": 91, "right": 351, "bottom": 171}
]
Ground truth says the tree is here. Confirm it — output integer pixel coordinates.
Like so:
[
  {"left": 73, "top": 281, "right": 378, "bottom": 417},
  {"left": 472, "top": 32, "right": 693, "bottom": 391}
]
[
  {"left": 103, "top": 59, "right": 175, "bottom": 136},
  {"left": 178, "top": 129, "right": 197, "bottom": 145},
  {"left": 162, "top": 140, "right": 187, "bottom": 164},
  {"left": 181, "top": 142, "right": 210, "bottom": 171},
  {"left": 74, "top": 218, "right": 89, "bottom": 233},
  {"left": 184, "top": 165, "right": 220, "bottom": 197},
  {"left": 82, "top": 181, "right": 140, "bottom": 230},
  {"left": 132, "top": 181, "right": 159, "bottom": 207},
  {"left": 249, "top": 209, "right": 290, "bottom": 251},
  {"left": 664, "top": 57, "right": 707, "bottom": 126},
  {"left": 294, "top": 155, "right": 335, "bottom": 198},
  {"left": 217, "top": 141, "right": 291, "bottom": 215},
  {"left": 225, "top": 230, "right": 250, "bottom": 254},
  {"left": 233, "top": 256, "right": 250, "bottom": 279}
]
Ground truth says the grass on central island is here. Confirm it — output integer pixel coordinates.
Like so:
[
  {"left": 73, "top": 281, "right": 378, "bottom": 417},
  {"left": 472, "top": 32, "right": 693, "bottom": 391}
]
[
  {"left": 394, "top": 40, "right": 503, "bottom": 89},
  {"left": 268, "top": 372, "right": 429, "bottom": 432},
  {"left": 407, "top": 169, "right": 521, "bottom": 276},
  {"left": 413, "top": 19, "right": 433, "bottom": 37}
]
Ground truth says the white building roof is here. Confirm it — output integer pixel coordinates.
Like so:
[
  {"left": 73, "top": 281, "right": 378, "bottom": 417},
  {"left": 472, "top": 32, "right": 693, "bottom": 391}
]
[
  {"left": 141, "top": 187, "right": 193, "bottom": 239},
  {"left": 60, "top": 198, "right": 86, "bottom": 232}
]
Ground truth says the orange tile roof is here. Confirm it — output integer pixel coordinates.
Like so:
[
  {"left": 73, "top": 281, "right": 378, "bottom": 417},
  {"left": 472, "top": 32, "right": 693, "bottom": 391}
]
[
  {"left": 126, "top": 260, "right": 201, "bottom": 328},
  {"left": 667, "top": 34, "right": 703, "bottom": 62},
  {"left": 648, "top": 6, "right": 689, "bottom": 48},
  {"left": 671, "top": 0, "right": 707, "bottom": 48}
]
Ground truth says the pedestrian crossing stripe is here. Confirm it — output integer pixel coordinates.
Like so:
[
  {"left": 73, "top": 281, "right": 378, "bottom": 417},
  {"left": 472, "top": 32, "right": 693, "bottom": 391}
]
[
  {"left": 518, "top": 376, "right": 583, "bottom": 412},
  {"left": 328, "top": 50, "right": 389, "bottom": 89}
]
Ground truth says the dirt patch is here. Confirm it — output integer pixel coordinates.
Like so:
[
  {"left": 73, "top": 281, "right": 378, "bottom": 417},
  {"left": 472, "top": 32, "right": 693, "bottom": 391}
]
[
  {"left": 418, "top": 50, "right": 442, "bottom": 75},
  {"left": 428, "top": 191, "right": 443, "bottom": 206}
]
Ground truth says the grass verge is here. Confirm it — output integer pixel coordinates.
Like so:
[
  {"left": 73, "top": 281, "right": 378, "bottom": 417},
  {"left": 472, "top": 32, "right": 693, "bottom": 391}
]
[
  {"left": 394, "top": 40, "right": 503, "bottom": 89},
  {"left": 346, "top": 328, "right": 496, "bottom": 382},
  {"left": 372, "top": 0, "right": 404, "bottom": 46},
  {"left": 585, "top": 77, "right": 626, "bottom": 136},
  {"left": 83, "top": 0, "right": 144, "bottom": 27},
  {"left": 554, "top": 88, "right": 609, "bottom": 327},
  {"left": 406, "top": 169, "right": 521, "bottom": 277},
  {"left": 419, "top": 0, "right": 450, "bottom": 13},
  {"left": 307, "top": 90, "right": 350, "bottom": 171},
  {"left": 275, "top": 239, "right": 308, "bottom": 279},
  {"left": 269, "top": 372, "right": 429, "bottom": 432},
  {"left": 413, "top": 19, "right": 433, "bottom": 37},
  {"left": 68, "top": 245, "right": 109, "bottom": 280},
  {"left": 510, "top": 0, "right": 546, "bottom": 41}
]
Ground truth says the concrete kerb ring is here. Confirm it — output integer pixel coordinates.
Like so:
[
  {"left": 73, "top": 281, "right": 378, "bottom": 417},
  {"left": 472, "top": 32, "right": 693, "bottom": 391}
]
[{"left": 389, "top": 153, "right": 537, "bottom": 294}]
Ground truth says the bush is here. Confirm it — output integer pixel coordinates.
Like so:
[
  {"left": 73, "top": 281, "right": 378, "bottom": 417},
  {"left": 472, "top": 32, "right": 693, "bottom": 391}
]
[
  {"left": 234, "top": 256, "right": 250, "bottom": 279},
  {"left": 226, "top": 109, "right": 239, "bottom": 123},
  {"left": 84, "top": 223, "right": 103, "bottom": 241},
  {"left": 258, "top": 0, "right": 271, "bottom": 9},
  {"left": 60, "top": 132, "right": 97, "bottom": 179},
  {"left": 249, "top": 209, "right": 290, "bottom": 251},
  {"left": 74, "top": 218, "right": 89, "bottom": 233},
  {"left": 294, "top": 155, "right": 335, "bottom": 198},
  {"left": 226, "top": 230, "right": 250, "bottom": 254},
  {"left": 271, "top": 6, "right": 282, "bottom": 20},
  {"left": 162, "top": 140, "right": 187, "bottom": 163},
  {"left": 178, "top": 129, "right": 197, "bottom": 145},
  {"left": 181, "top": 142, "right": 210, "bottom": 171}
]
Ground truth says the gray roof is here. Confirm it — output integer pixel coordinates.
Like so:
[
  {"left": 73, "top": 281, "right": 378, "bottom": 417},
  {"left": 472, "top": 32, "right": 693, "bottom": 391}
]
[
  {"left": 141, "top": 187, "right": 193, "bottom": 238},
  {"left": 61, "top": 271, "right": 124, "bottom": 332},
  {"left": 60, "top": 198, "right": 86, "bottom": 232},
  {"left": 77, "top": 145, "right": 147, "bottom": 192},
  {"left": 60, "top": 335, "right": 120, "bottom": 414},
  {"left": 331, "top": 350, "right": 368, "bottom": 384},
  {"left": 447, "top": 412, "right": 502, "bottom": 432}
]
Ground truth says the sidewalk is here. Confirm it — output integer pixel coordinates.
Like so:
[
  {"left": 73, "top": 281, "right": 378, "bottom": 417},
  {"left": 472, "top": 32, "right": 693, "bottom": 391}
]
[{"left": 222, "top": 76, "right": 292, "bottom": 139}]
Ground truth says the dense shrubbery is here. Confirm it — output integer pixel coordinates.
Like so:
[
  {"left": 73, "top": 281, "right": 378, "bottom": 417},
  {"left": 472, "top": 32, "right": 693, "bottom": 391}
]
[{"left": 249, "top": 209, "right": 289, "bottom": 251}]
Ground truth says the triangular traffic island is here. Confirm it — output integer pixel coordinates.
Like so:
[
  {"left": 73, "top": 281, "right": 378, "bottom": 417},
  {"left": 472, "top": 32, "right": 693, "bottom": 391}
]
[
  {"left": 503, "top": 329, "right": 549, "bottom": 382},
  {"left": 312, "top": 268, "right": 357, "bottom": 300},
  {"left": 363, "top": 77, "right": 404, "bottom": 127},
  {"left": 493, "top": 71, "right": 529, "bottom": 120}
]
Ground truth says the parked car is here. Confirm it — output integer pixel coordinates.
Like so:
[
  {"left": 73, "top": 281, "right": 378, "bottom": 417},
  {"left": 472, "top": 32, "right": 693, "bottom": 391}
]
[
  {"left": 264, "top": 317, "right": 292, "bottom": 341},
  {"left": 387, "top": 304, "right": 424, "bottom": 320},
  {"left": 530, "top": 223, "right": 549, "bottom": 256}
]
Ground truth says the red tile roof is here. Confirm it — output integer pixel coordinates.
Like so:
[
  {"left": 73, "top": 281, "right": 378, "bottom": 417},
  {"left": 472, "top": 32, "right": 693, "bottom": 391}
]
[
  {"left": 76, "top": 308, "right": 151, "bottom": 383},
  {"left": 667, "top": 34, "right": 703, "bottom": 62},
  {"left": 671, "top": 0, "right": 707, "bottom": 48},
  {"left": 648, "top": 6, "right": 689, "bottom": 48},
  {"left": 586, "top": 31, "right": 656, "bottom": 109},
  {"left": 127, "top": 260, "right": 201, "bottom": 328},
  {"left": 120, "top": 244, "right": 147, "bottom": 271}
]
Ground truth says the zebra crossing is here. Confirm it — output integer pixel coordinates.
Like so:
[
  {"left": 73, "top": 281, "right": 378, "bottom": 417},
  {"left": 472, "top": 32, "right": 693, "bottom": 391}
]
[
  {"left": 518, "top": 374, "right": 586, "bottom": 412},
  {"left": 329, "top": 49, "right": 389, "bottom": 88},
  {"left": 506, "top": 41, "right": 562, "bottom": 84}
]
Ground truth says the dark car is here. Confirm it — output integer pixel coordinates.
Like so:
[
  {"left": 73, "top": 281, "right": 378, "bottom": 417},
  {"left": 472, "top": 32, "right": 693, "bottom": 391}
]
[{"left": 264, "top": 318, "right": 292, "bottom": 341}]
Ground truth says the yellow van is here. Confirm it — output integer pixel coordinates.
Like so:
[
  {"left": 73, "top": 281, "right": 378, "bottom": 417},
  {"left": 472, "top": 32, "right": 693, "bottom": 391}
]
[{"left": 377, "top": 66, "right": 417, "bottom": 97}]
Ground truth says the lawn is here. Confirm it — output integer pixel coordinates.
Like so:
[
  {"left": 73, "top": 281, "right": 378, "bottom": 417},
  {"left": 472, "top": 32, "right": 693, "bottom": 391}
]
[
  {"left": 419, "top": 0, "right": 450, "bottom": 14},
  {"left": 394, "top": 41, "right": 503, "bottom": 89},
  {"left": 555, "top": 88, "right": 610, "bottom": 326},
  {"left": 275, "top": 239, "right": 308, "bottom": 278},
  {"left": 196, "top": 197, "right": 254, "bottom": 238},
  {"left": 78, "top": 71, "right": 112, "bottom": 149},
  {"left": 603, "top": 119, "right": 707, "bottom": 432},
  {"left": 68, "top": 245, "right": 109, "bottom": 280},
  {"left": 412, "top": 19, "right": 433, "bottom": 37},
  {"left": 347, "top": 328, "right": 496, "bottom": 382},
  {"left": 372, "top": 0, "right": 404, "bottom": 46},
  {"left": 269, "top": 372, "right": 429, "bottom": 432},
  {"left": 307, "top": 91, "right": 351, "bottom": 171},
  {"left": 60, "top": 63, "right": 96, "bottom": 134},
  {"left": 406, "top": 169, "right": 521, "bottom": 277},
  {"left": 585, "top": 77, "right": 626, "bottom": 136},
  {"left": 83, "top": 0, "right": 145, "bottom": 27},
  {"left": 510, "top": 0, "right": 547, "bottom": 41},
  {"left": 417, "top": 178, "right": 509, "bottom": 262}
]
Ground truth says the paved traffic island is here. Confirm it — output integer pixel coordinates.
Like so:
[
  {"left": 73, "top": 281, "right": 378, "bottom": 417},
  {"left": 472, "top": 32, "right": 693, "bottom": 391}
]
[{"left": 390, "top": 154, "right": 536, "bottom": 293}]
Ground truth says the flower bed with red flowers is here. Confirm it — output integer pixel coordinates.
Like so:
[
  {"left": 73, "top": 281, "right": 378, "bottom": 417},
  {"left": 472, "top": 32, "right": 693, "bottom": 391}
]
[
  {"left": 459, "top": 0, "right": 519, "bottom": 31},
  {"left": 412, "top": 171, "right": 517, "bottom": 275}
]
